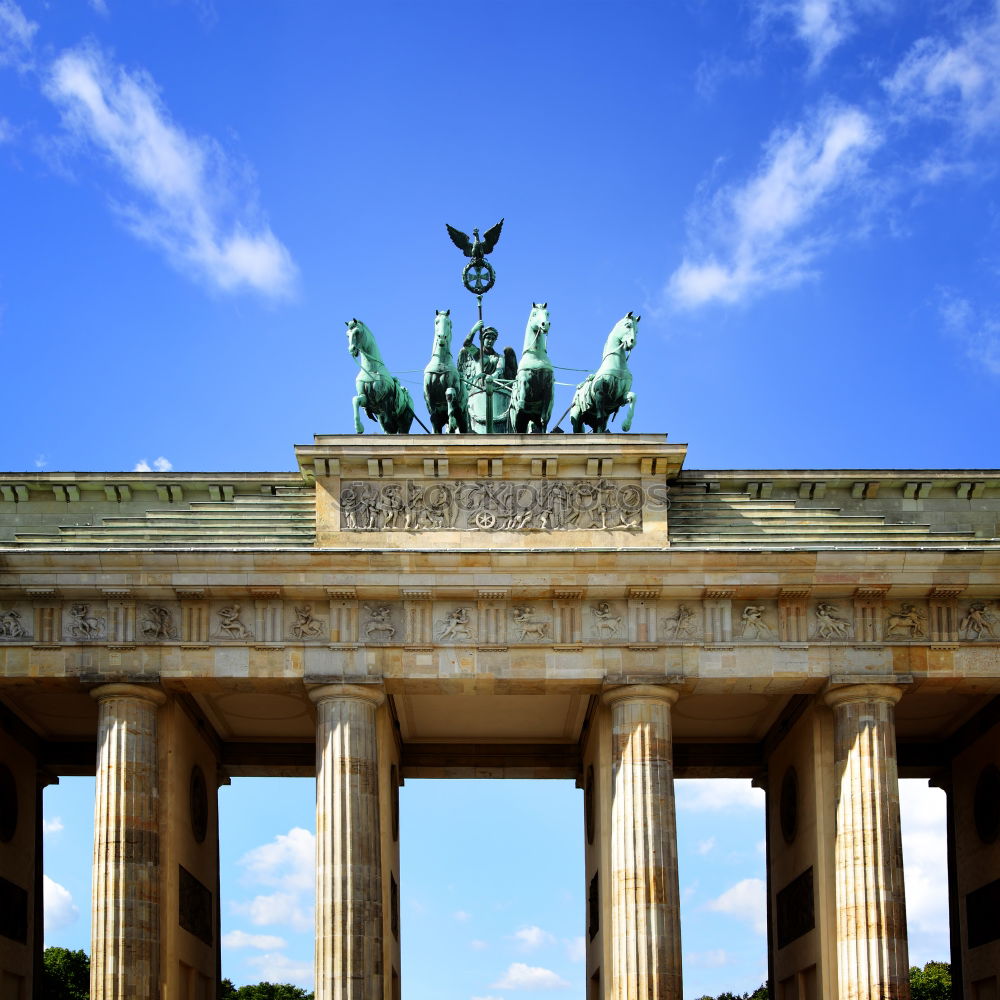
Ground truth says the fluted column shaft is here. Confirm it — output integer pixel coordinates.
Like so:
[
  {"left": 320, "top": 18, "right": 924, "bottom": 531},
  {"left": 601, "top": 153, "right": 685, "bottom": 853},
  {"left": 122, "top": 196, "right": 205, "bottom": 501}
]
[
  {"left": 825, "top": 684, "right": 910, "bottom": 1000},
  {"left": 310, "top": 684, "right": 385, "bottom": 1000},
  {"left": 90, "top": 683, "right": 167, "bottom": 1000},
  {"left": 602, "top": 685, "right": 682, "bottom": 1000}
]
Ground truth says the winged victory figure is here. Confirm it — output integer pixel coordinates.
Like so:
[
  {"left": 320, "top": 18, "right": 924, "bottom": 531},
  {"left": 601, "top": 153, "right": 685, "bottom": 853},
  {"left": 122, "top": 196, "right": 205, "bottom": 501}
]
[{"left": 446, "top": 219, "right": 504, "bottom": 263}]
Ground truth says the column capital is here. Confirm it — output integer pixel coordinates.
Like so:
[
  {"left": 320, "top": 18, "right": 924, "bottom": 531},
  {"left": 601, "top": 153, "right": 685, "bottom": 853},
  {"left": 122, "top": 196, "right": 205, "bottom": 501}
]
[
  {"left": 308, "top": 682, "right": 385, "bottom": 708},
  {"left": 602, "top": 683, "right": 680, "bottom": 708},
  {"left": 90, "top": 682, "right": 168, "bottom": 707},
  {"left": 823, "top": 682, "right": 904, "bottom": 710}
]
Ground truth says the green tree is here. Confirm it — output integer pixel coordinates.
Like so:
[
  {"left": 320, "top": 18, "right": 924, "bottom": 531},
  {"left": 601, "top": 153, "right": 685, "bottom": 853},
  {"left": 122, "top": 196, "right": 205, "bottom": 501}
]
[
  {"left": 219, "top": 980, "right": 238, "bottom": 1000},
  {"left": 909, "top": 962, "right": 951, "bottom": 1000},
  {"left": 229, "top": 984, "right": 313, "bottom": 1000},
  {"left": 41, "top": 947, "right": 90, "bottom": 1000}
]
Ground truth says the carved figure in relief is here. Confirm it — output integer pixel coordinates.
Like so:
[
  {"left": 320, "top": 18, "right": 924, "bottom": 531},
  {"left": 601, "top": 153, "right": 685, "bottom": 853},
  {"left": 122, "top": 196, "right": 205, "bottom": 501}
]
[
  {"left": 815, "top": 603, "right": 851, "bottom": 639},
  {"left": 741, "top": 605, "right": 773, "bottom": 639},
  {"left": 291, "top": 605, "right": 325, "bottom": 639},
  {"left": 217, "top": 604, "right": 253, "bottom": 640},
  {"left": 591, "top": 603, "right": 622, "bottom": 637},
  {"left": 0, "top": 609, "right": 27, "bottom": 637},
  {"left": 885, "top": 603, "right": 926, "bottom": 639},
  {"left": 961, "top": 602, "right": 998, "bottom": 640},
  {"left": 379, "top": 484, "right": 405, "bottom": 529},
  {"left": 436, "top": 608, "right": 474, "bottom": 641},
  {"left": 512, "top": 607, "right": 550, "bottom": 640},
  {"left": 662, "top": 604, "right": 696, "bottom": 639},
  {"left": 364, "top": 606, "right": 396, "bottom": 641},
  {"left": 69, "top": 603, "right": 105, "bottom": 639},
  {"left": 141, "top": 605, "right": 175, "bottom": 639}
]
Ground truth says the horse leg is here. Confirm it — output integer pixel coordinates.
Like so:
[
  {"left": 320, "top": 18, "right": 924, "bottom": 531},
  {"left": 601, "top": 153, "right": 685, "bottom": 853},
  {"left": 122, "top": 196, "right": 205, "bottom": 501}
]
[
  {"left": 621, "top": 392, "right": 636, "bottom": 433},
  {"left": 570, "top": 404, "right": 584, "bottom": 433},
  {"left": 353, "top": 394, "right": 367, "bottom": 434}
]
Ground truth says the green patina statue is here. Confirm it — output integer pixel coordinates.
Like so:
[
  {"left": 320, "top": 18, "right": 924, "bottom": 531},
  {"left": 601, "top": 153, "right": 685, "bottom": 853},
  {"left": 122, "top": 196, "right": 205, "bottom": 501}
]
[
  {"left": 509, "top": 302, "right": 555, "bottom": 434},
  {"left": 457, "top": 320, "right": 518, "bottom": 434},
  {"left": 423, "top": 309, "right": 468, "bottom": 434},
  {"left": 347, "top": 318, "right": 415, "bottom": 434},
  {"left": 344, "top": 222, "right": 641, "bottom": 435},
  {"left": 569, "top": 312, "right": 638, "bottom": 433}
]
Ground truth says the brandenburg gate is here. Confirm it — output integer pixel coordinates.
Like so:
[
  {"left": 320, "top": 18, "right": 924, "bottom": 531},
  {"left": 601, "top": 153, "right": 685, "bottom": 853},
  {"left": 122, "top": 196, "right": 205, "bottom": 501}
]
[{"left": 2, "top": 433, "right": 1000, "bottom": 999}]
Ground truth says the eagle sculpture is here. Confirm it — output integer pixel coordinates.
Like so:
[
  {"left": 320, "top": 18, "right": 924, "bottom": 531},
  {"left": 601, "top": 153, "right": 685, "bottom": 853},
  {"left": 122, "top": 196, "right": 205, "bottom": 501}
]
[{"left": 446, "top": 219, "right": 504, "bottom": 264}]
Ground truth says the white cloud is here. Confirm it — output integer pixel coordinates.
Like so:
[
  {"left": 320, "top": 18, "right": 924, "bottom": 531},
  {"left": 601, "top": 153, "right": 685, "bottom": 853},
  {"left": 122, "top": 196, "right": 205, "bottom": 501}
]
[
  {"left": 239, "top": 826, "right": 314, "bottom": 892},
  {"left": 687, "top": 948, "right": 731, "bottom": 967},
  {"left": 89, "top": 0, "right": 110, "bottom": 15},
  {"left": 697, "top": 836, "right": 716, "bottom": 855},
  {"left": 512, "top": 925, "right": 555, "bottom": 951},
  {"left": 0, "top": 0, "right": 36, "bottom": 70},
  {"left": 43, "top": 875, "right": 79, "bottom": 932},
  {"left": 491, "top": 964, "right": 571, "bottom": 990},
  {"left": 133, "top": 455, "right": 173, "bottom": 472},
  {"left": 45, "top": 45, "right": 296, "bottom": 297},
  {"left": 677, "top": 779, "right": 764, "bottom": 812},
  {"left": 42, "top": 816, "right": 63, "bottom": 834},
  {"left": 246, "top": 951, "right": 313, "bottom": 988},
  {"left": 470, "top": 939, "right": 489, "bottom": 951},
  {"left": 231, "top": 891, "right": 313, "bottom": 933},
  {"left": 939, "top": 290, "right": 1000, "bottom": 376},
  {"left": 898, "top": 781, "right": 949, "bottom": 948},
  {"left": 668, "top": 104, "right": 879, "bottom": 308},
  {"left": 704, "top": 878, "right": 767, "bottom": 935},
  {"left": 453, "top": 909, "right": 472, "bottom": 922},
  {"left": 886, "top": 5, "right": 1000, "bottom": 138},
  {"left": 222, "top": 930, "right": 288, "bottom": 950},
  {"left": 564, "top": 936, "right": 586, "bottom": 962}
]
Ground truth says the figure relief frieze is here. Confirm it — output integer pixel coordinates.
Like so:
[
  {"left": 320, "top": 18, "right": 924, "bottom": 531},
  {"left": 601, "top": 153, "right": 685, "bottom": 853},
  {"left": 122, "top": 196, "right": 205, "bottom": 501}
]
[
  {"left": 141, "top": 605, "right": 177, "bottom": 640},
  {"left": 740, "top": 605, "right": 775, "bottom": 639},
  {"left": 511, "top": 606, "right": 550, "bottom": 641},
  {"left": 589, "top": 602, "right": 623, "bottom": 639},
  {"left": 961, "top": 601, "right": 998, "bottom": 640},
  {"left": 885, "top": 603, "right": 927, "bottom": 640},
  {"left": 290, "top": 605, "right": 326, "bottom": 640},
  {"left": 813, "top": 602, "right": 852, "bottom": 640},
  {"left": 0, "top": 607, "right": 29, "bottom": 639},
  {"left": 661, "top": 603, "right": 699, "bottom": 640},
  {"left": 66, "top": 603, "right": 106, "bottom": 640},
  {"left": 214, "top": 604, "right": 253, "bottom": 641},
  {"left": 363, "top": 605, "right": 397, "bottom": 642},
  {"left": 338, "top": 478, "right": 645, "bottom": 532},
  {"left": 435, "top": 607, "right": 475, "bottom": 642}
]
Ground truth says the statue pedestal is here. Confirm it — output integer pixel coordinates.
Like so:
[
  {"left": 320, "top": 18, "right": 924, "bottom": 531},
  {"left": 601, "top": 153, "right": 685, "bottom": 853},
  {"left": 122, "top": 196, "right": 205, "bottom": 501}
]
[{"left": 294, "top": 433, "right": 686, "bottom": 548}]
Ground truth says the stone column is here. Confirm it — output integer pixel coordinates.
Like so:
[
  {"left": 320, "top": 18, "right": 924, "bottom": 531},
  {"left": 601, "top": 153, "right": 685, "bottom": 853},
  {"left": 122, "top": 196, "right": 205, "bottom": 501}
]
[
  {"left": 824, "top": 684, "right": 909, "bottom": 1000},
  {"left": 310, "top": 684, "right": 385, "bottom": 1000},
  {"left": 602, "top": 685, "right": 682, "bottom": 1000},
  {"left": 90, "top": 683, "right": 167, "bottom": 1000}
]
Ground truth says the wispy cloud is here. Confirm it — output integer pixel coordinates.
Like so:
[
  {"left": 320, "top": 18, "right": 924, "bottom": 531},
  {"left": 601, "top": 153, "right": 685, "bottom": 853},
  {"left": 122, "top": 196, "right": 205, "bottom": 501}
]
[
  {"left": 89, "top": 0, "right": 110, "bottom": 16},
  {"left": 43, "top": 875, "right": 79, "bottom": 933},
  {"left": 42, "top": 816, "right": 63, "bottom": 834},
  {"left": 512, "top": 925, "right": 555, "bottom": 952},
  {"left": 886, "top": 4, "right": 1000, "bottom": 139},
  {"left": 697, "top": 836, "right": 716, "bottom": 855},
  {"left": 677, "top": 779, "right": 764, "bottom": 812},
  {"left": 0, "top": 0, "right": 36, "bottom": 70},
  {"left": 246, "top": 952, "right": 313, "bottom": 988},
  {"left": 134, "top": 456, "right": 173, "bottom": 472},
  {"left": 939, "top": 289, "right": 1000, "bottom": 376},
  {"left": 687, "top": 948, "right": 731, "bottom": 967},
  {"left": 704, "top": 878, "right": 767, "bottom": 935},
  {"left": 45, "top": 44, "right": 296, "bottom": 297},
  {"left": 564, "top": 936, "right": 586, "bottom": 963},
  {"left": 222, "top": 930, "right": 288, "bottom": 950},
  {"left": 491, "top": 964, "right": 570, "bottom": 990},
  {"left": 231, "top": 827, "right": 316, "bottom": 934},
  {"left": 668, "top": 103, "right": 880, "bottom": 308}
]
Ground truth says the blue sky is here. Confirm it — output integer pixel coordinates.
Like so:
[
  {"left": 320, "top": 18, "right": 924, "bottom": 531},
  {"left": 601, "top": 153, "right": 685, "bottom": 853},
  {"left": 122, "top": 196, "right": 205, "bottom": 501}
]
[{"left": 3, "top": 0, "right": 990, "bottom": 993}]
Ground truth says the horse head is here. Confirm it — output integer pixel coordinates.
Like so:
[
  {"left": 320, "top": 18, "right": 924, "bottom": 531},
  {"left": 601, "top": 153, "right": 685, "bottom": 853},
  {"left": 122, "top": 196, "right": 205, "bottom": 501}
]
[
  {"left": 522, "top": 302, "right": 551, "bottom": 355},
  {"left": 434, "top": 308, "right": 452, "bottom": 351},
  {"left": 346, "top": 318, "right": 364, "bottom": 359},
  {"left": 608, "top": 311, "right": 639, "bottom": 357}
]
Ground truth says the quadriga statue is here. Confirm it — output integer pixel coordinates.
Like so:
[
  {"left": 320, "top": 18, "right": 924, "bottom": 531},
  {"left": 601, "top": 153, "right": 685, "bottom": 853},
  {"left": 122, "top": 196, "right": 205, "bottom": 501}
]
[{"left": 569, "top": 312, "right": 638, "bottom": 433}]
